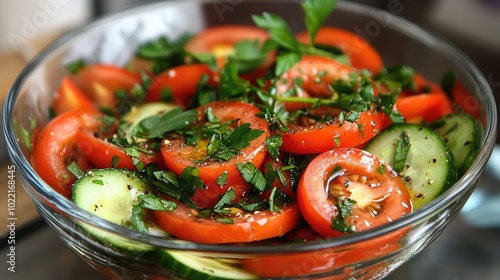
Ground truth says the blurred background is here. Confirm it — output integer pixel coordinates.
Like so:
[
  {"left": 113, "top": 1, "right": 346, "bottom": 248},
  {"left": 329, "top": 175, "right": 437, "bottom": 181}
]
[{"left": 0, "top": 1, "right": 499, "bottom": 279}]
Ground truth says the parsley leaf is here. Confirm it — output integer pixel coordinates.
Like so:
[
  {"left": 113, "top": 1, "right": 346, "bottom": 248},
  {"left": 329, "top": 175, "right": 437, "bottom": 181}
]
[
  {"left": 236, "top": 162, "right": 267, "bottom": 192},
  {"left": 200, "top": 123, "right": 264, "bottom": 162},
  {"left": 440, "top": 70, "right": 455, "bottom": 96},
  {"left": 135, "top": 108, "right": 197, "bottom": 139},
  {"left": 131, "top": 205, "right": 148, "bottom": 233},
  {"left": 252, "top": 12, "right": 301, "bottom": 52},
  {"left": 139, "top": 194, "right": 177, "bottom": 211},
  {"left": 265, "top": 134, "right": 283, "bottom": 161},
  {"left": 218, "top": 59, "right": 252, "bottom": 100},
  {"left": 67, "top": 161, "right": 84, "bottom": 179},
  {"left": 394, "top": 131, "right": 411, "bottom": 173},
  {"left": 302, "top": 0, "right": 338, "bottom": 44},
  {"left": 65, "top": 58, "right": 85, "bottom": 74},
  {"left": 331, "top": 198, "right": 356, "bottom": 233},
  {"left": 136, "top": 34, "right": 190, "bottom": 60}
]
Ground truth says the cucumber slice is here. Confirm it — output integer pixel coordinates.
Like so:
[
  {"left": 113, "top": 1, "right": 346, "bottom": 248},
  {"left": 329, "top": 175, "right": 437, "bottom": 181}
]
[
  {"left": 365, "top": 123, "right": 457, "bottom": 209},
  {"left": 120, "top": 102, "right": 180, "bottom": 142},
  {"left": 71, "top": 168, "right": 155, "bottom": 252},
  {"left": 430, "top": 113, "right": 483, "bottom": 176},
  {"left": 154, "top": 250, "right": 257, "bottom": 280}
]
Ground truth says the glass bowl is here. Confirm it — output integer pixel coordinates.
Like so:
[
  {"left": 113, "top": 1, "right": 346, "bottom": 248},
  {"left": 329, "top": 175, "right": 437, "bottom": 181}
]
[{"left": 3, "top": 0, "right": 497, "bottom": 279}]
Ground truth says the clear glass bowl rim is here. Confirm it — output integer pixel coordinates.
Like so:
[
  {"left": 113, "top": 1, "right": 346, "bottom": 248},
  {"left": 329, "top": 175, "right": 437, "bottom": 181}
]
[{"left": 3, "top": 0, "right": 498, "bottom": 254}]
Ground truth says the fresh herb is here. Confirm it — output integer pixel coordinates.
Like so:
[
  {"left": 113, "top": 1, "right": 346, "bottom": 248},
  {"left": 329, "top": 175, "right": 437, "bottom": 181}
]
[
  {"left": 252, "top": 0, "right": 343, "bottom": 75},
  {"left": 378, "top": 91, "right": 404, "bottom": 123},
  {"left": 269, "top": 187, "right": 291, "bottom": 212},
  {"left": 237, "top": 162, "right": 267, "bottom": 192},
  {"left": 302, "top": 0, "right": 338, "bottom": 44},
  {"left": 65, "top": 58, "right": 85, "bottom": 74},
  {"left": 216, "top": 172, "right": 228, "bottom": 186},
  {"left": 376, "top": 163, "right": 386, "bottom": 174},
  {"left": 136, "top": 34, "right": 191, "bottom": 73},
  {"left": 67, "top": 161, "right": 85, "bottom": 178},
  {"left": 440, "top": 70, "right": 455, "bottom": 96},
  {"left": 375, "top": 65, "right": 416, "bottom": 93},
  {"left": 218, "top": 59, "right": 253, "bottom": 100},
  {"left": 331, "top": 198, "right": 356, "bottom": 233},
  {"left": 111, "top": 155, "right": 120, "bottom": 168},
  {"left": 134, "top": 108, "right": 197, "bottom": 139},
  {"left": 149, "top": 169, "right": 200, "bottom": 209},
  {"left": 394, "top": 131, "right": 411, "bottom": 173},
  {"left": 92, "top": 179, "right": 104, "bottom": 186},
  {"left": 213, "top": 188, "right": 236, "bottom": 212},
  {"left": 216, "top": 218, "right": 235, "bottom": 224},
  {"left": 265, "top": 134, "right": 283, "bottom": 160},
  {"left": 233, "top": 39, "right": 271, "bottom": 73},
  {"left": 197, "top": 123, "right": 264, "bottom": 162},
  {"left": 131, "top": 205, "right": 148, "bottom": 232},
  {"left": 139, "top": 194, "right": 177, "bottom": 211}
]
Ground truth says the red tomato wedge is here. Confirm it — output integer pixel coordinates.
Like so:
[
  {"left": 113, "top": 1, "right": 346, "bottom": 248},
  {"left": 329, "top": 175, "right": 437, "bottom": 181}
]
[
  {"left": 396, "top": 93, "right": 453, "bottom": 123},
  {"left": 297, "top": 148, "right": 412, "bottom": 237},
  {"left": 296, "top": 27, "right": 384, "bottom": 73},
  {"left": 52, "top": 77, "right": 95, "bottom": 116},
  {"left": 160, "top": 101, "right": 269, "bottom": 208},
  {"left": 152, "top": 200, "right": 300, "bottom": 244},
  {"left": 75, "top": 129, "right": 159, "bottom": 171},
  {"left": 71, "top": 64, "right": 141, "bottom": 109},
  {"left": 451, "top": 79, "right": 481, "bottom": 119},
  {"left": 276, "top": 55, "right": 356, "bottom": 111},
  {"left": 31, "top": 108, "right": 102, "bottom": 197},
  {"left": 185, "top": 25, "right": 274, "bottom": 80},
  {"left": 280, "top": 107, "right": 387, "bottom": 154},
  {"left": 146, "top": 64, "right": 217, "bottom": 107}
]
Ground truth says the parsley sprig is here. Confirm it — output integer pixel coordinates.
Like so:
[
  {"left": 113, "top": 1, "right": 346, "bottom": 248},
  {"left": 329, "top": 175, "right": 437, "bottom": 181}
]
[{"left": 252, "top": 0, "right": 347, "bottom": 75}]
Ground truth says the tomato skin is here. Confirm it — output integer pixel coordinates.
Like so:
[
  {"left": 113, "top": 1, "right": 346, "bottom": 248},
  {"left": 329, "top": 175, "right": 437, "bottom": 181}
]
[
  {"left": 75, "top": 129, "right": 159, "bottom": 171},
  {"left": 152, "top": 200, "right": 300, "bottom": 244},
  {"left": 71, "top": 64, "right": 141, "bottom": 109},
  {"left": 280, "top": 108, "right": 388, "bottom": 154},
  {"left": 451, "top": 80, "right": 481, "bottom": 119},
  {"left": 297, "top": 148, "right": 412, "bottom": 237},
  {"left": 160, "top": 101, "right": 269, "bottom": 208},
  {"left": 296, "top": 27, "right": 384, "bottom": 73},
  {"left": 396, "top": 93, "right": 453, "bottom": 123},
  {"left": 241, "top": 228, "right": 406, "bottom": 278},
  {"left": 146, "top": 64, "right": 217, "bottom": 107},
  {"left": 276, "top": 55, "right": 356, "bottom": 111},
  {"left": 52, "top": 77, "right": 95, "bottom": 116},
  {"left": 31, "top": 108, "right": 102, "bottom": 197}
]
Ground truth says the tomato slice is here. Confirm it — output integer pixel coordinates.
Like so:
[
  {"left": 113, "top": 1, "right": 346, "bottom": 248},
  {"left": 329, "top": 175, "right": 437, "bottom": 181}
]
[
  {"left": 280, "top": 107, "right": 387, "bottom": 154},
  {"left": 71, "top": 64, "right": 141, "bottom": 110},
  {"left": 146, "top": 64, "right": 217, "bottom": 107},
  {"left": 185, "top": 25, "right": 274, "bottom": 80},
  {"left": 276, "top": 55, "right": 356, "bottom": 111},
  {"left": 52, "top": 77, "right": 95, "bottom": 116},
  {"left": 451, "top": 79, "right": 481, "bottom": 119},
  {"left": 152, "top": 199, "right": 300, "bottom": 244},
  {"left": 75, "top": 129, "right": 159, "bottom": 171},
  {"left": 396, "top": 93, "right": 453, "bottom": 123},
  {"left": 241, "top": 228, "right": 406, "bottom": 278},
  {"left": 296, "top": 27, "right": 384, "bottom": 73},
  {"left": 297, "top": 148, "right": 412, "bottom": 237},
  {"left": 31, "top": 108, "right": 102, "bottom": 197},
  {"left": 160, "top": 101, "right": 269, "bottom": 208}
]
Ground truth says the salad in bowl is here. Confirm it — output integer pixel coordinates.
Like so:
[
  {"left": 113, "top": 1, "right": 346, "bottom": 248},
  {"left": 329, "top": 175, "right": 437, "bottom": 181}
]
[{"left": 3, "top": 0, "right": 497, "bottom": 279}]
